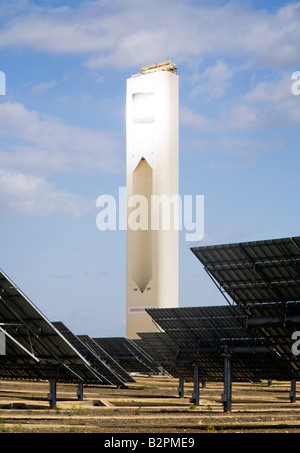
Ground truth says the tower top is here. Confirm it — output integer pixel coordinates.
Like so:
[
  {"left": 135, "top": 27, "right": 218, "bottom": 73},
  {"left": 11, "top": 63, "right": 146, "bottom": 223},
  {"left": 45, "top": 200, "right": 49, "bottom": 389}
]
[{"left": 134, "top": 61, "right": 177, "bottom": 77}]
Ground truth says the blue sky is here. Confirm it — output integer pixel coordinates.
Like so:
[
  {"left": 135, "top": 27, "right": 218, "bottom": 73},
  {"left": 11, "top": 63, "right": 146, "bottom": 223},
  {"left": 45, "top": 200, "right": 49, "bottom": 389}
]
[{"left": 0, "top": 0, "right": 299, "bottom": 337}]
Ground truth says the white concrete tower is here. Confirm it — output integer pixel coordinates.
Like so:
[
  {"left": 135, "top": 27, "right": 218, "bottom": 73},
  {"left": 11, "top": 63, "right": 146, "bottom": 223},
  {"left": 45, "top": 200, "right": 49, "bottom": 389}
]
[{"left": 126, "top": 61, "right": 179, "bottom": 339}]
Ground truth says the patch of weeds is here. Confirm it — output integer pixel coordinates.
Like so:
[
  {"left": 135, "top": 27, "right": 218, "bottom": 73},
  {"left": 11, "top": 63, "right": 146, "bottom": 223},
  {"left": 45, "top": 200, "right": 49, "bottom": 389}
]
[
  {"left": 207, "top": 425, "right": 216, "bottom": 433},
  {"left": 0, "top": 418, "right": 8, "bottom": 433},
  {"left": 128, "top": 385, "right": 158, "bottom": 390},
  {"left": 134, "top": 405, "right": 142, "bottom": 415},
  {"left": 207, "top": 425, "right": 227, "bottom": 434},
  {"left": 69, "top": 404, "right": 84, "bottom": 415},
  {"left": 12, "top": 423, "right": 23, "bottom": 433}
]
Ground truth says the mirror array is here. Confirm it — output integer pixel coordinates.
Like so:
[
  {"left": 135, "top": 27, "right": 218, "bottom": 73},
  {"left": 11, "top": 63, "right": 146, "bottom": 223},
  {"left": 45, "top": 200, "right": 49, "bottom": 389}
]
[{"left": 0, "top": 236, "right": 299, "bottom": 410}]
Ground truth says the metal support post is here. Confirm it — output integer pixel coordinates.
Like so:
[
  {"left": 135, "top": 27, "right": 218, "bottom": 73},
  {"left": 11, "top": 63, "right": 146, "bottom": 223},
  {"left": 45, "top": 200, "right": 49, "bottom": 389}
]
[
  {"left": 290, "top": 379, "right": 296, "bottom": 403},
  {"left": 178, "top": 377, "right": 184, "bottom": 398},
  {"left": 77, "top": 382, "right": 84, "bottom": 401},
  {"left": 190, "top": 365, "right": 199, "bottom": 406},
  {"left": 222, "top": 354, "right": 232, "bottom": 412},
  {"left": 48, "top": 379, "right": 57, "bottom": 408}
]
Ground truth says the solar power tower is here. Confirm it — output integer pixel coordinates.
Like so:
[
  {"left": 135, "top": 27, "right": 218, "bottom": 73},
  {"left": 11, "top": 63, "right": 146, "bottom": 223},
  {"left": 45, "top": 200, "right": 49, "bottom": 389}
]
[{"left": 126, "top": 61, "right": 179, "bottom": 339}]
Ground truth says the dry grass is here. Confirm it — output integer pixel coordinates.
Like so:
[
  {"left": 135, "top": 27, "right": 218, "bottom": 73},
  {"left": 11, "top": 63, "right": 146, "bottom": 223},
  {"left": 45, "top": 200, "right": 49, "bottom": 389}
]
[{"left": 0, "top": 375, "right": 299, "bottom": 433}]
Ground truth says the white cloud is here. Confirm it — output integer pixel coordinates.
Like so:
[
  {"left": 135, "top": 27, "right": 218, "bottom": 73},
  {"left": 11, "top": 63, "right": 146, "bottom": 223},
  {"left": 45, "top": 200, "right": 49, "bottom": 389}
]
[
  {"left": 245, "top": 73, "right": 300, "bottom": 126},
  {"left": 181, "top": 71, "right": 300, "bottom": 132},
  {"left": 84, "top": 1, "right": 300, "bottom": 70},
  {"left": 0, "top": 0, "right": 31, "bottom": 17},
  {"left": 0, "top": 1, "right": 300, "bottom": 69},
  {"left": 0, "top": 169, "right": 91, "bottom": 218},
  {"left": 190, "top": 60, "right": 233, "bottom": 100},
  {"left": 30, "top": 80, "right": 57, "bottom": 93},
  {"left": 0, "top": 102, "right": 123, "bottom": 175},
  {"left": 180, "top": 105, "right": 212, "bottom": 131},
  {"left": 185, "top": 135, "right": 283, "bottom": 157},
  {"left": 180, "top": 103, "right": 258, "bottom": 132},
  {"left": 246, "top": 75, "right": 290, "bottom": 103}
]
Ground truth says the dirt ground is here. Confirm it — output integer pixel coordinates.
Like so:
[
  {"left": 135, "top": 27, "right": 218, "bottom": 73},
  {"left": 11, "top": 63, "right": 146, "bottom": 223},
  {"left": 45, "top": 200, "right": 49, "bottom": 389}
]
[{"left": 0, "top": 375, "right": 299, "bottom": 433}]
